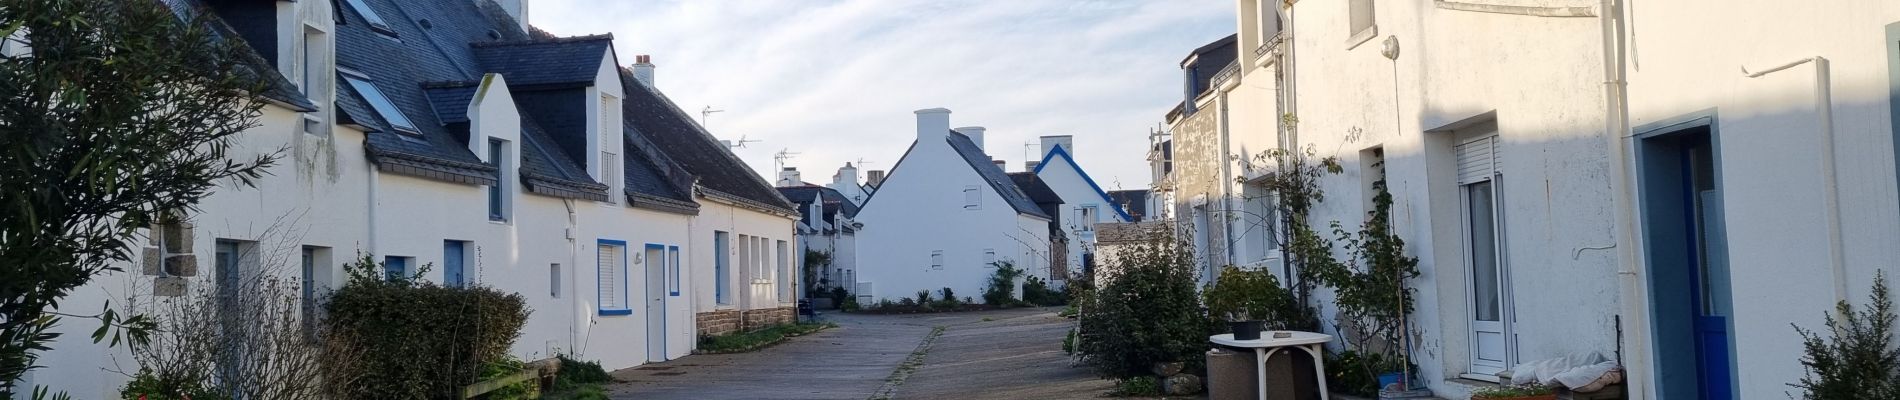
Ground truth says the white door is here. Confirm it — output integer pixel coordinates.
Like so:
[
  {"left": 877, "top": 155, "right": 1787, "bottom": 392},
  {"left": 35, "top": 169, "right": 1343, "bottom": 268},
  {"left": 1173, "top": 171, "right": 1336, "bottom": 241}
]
[
  {"left": 1458, "top": 135, "right": 1512, "bottom": 376},
  {"left": 644, "top": 246, "right": 667, "bottom": 362}
]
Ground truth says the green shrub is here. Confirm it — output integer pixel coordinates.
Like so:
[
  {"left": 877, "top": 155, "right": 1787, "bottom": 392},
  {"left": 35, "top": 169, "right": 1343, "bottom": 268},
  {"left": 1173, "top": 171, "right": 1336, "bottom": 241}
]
[
  {"left": 983, "top": 261, "right": 1026, "bottom": 305},
  {"left": 1203, "top": 265, "right": 1314, "bottom": 332},
  {"left": 916, "top": 290, "right": 934, "bottom": 305},
  {"left": 1076, "top": 236, "right": 1205, "bottom": 380},
  {"left": 830, "top": 287, "right": 851, "bottom": 307},
  {"left": 1062, "top": 329, "right": 1077, "bottom": 355},
  {"left": 841, "top": 295, "right": 861, "bottom": 312},
  {"left": 119, "top": 369, "right": 227, "bottom": 400},
  {"left": 557, "top": 355, "right": 612, "bottom": 386},
  {"left": 1109, "top": 376, "right": 1161, "bottom": 397},
  {"left": 477, "top": 358, "right": 539, "bottom": 399},
  {"left": 1325, "top": 350, "right": 1405, "bottom": 396},
  {"left": 697, "top": 322, "right": 833, "bottom": 353},
  {"left": 1792, "top": 271, "right": 1900, "bottom": 399},
  {"left": 323, "top": 252, "right": 530, "bottom": 398},
  {"left": 934, "top": 288, "right": 962, "bottom": 309},
  {"left": 1022, "top": 276, "right": 1066, "bottom": 306},
  {"left": 1471, "top": 384, "right": 1554, "bottom": 399}
]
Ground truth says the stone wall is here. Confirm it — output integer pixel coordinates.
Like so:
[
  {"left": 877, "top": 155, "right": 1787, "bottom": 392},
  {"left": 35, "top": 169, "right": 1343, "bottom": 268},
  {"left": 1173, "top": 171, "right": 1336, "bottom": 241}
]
[{"left": 696, "top": 306, "right": 796, "bottom": 337}]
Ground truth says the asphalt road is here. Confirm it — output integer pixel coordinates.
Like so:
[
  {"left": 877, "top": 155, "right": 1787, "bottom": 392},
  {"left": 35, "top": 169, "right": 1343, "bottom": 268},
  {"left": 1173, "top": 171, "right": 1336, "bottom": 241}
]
[{"left": 605, "top": 307, "right": 1114, "bottom": 400}]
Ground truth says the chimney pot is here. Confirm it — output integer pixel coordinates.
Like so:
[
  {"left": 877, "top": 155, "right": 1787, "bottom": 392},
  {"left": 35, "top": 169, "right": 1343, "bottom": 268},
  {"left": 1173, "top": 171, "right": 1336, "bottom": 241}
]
[{"left": 632, "top": 55, "right": 656, "bottom": 88}]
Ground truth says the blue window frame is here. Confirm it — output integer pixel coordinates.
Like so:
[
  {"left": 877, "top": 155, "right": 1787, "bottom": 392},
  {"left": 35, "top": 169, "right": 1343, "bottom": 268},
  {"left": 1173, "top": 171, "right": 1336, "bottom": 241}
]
[
  {"left": 383, "top": 256, "right": 408, "bottom": 281},
  {"left": 487, "top": 139, "right": 506, "bottom": 221},
  {"left": 597, "top": 240, "right": 631, "bottom": 316},
  {"left": 443, "top": 240, "right": 467, "bottom": 288},
  {"left": 668, "top": 245, "right": 682, "bottom": 296},
  {"left": 714, "top": 232, "right": 731, "bottom": 304},
  {"left": 340, "top": 71, "right": 418, "bottom": 134}
]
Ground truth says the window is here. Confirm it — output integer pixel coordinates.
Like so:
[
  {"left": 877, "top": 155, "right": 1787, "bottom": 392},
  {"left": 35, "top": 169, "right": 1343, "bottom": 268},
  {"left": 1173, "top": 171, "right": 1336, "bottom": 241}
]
[
  {"left": 667, "top": 246, "right": 682, "bottom": 296},
  {"left": 1347, "top": 0, "right": 1377, "bottom": 48},
  {"left": 597, "top": 240, "right": 630, "bottom": 315},
  {"left": 963, "top": 186, "right": 981, "bottom": 210},
  {"left": 1256, "top": 0, "right": 1281, "bottom": 46},
  {"left": 1078, "top": 206, "right": 1099, "bottom": 232},
  {"left": 488, "top": 139, "right": 509, "bottom": 221},
  {"left": 599, "top": 94, "right": 620, "bottom": 140},
  {"left": 1239, "top": 183, "right": 1277, "bottom": 266},
  {"left": 715, "top": 231, "right": 731, "bottom": 305},
  {"left": 776, "top": 240, "right": 791, "bottom": 301},
  {"left": 550, "top": 263, "right": 562, "bottom": 298},
  {"left": 443, "top": 240, "right": 468, "bottom": 288},
  {"left": 599, "top": 151, "right": 620, "bottom": 205},
  {"left": 383, "top": 256, "right": 410, "bottom": 281},
  {"left": 983, "top": 249, "right": 996, "bottom": 266},
  {"left": 301, "top": 26, "right": 326, "bottom": 97},
  {"left": 341, "top": 0, "right": 395, "bottom": 36},
  {"left": 931, "top": 251, "right": 945, "bottom": 270},
  {"left": 755, "top": 237, "right": 771, "bottom": 282},
  {"left": 300, "top": 246, "right": 329, "bottom": 340},
  {"left": 340, "top": 70, "right": 419, "bottom": 134}
]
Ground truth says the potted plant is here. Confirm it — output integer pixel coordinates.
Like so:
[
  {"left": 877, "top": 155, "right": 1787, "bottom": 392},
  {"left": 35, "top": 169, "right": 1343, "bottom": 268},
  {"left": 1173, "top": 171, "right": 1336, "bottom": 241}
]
[
  {"left": 1203, "top": 265, "right": 1295, "bottom": 341},
  {"left": 1470, "top": 384, "right": 1557, "bottom": 400}
]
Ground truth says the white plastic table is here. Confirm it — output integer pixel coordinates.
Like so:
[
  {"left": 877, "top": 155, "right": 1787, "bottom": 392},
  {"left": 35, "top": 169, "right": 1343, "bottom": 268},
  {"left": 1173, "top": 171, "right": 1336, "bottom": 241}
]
[{"left": 1210, "top": 331, "right": 1333, "bottom": 400}]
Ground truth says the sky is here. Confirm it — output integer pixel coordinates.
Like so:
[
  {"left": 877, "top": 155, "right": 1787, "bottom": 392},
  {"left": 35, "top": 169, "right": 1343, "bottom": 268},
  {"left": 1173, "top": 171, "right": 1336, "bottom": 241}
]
[{"left": 532, "top": 0, "right": 1233, "bottom": 191}]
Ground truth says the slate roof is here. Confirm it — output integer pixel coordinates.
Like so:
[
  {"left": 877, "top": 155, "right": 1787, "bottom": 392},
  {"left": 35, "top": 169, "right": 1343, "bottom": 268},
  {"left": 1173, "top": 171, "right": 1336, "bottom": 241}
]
[
  {"left": 619, "top": 68, "right": 797, "bottom": 214},
  {"left": 328, "top": 0, "right": 691, "bottom": 209},
  {"left": 777, "top": 186, "right": 862, "bottom": 232},
  {"left": 166, "top": 0, "right": 318, "bottom": 112},
  {"left": 472, "top": 36, "right": 614, "bottom": 89},
  {"left": 1008, "top": 172, "right": 1065, "bottom": 230},
  {"left": 1108, "top": 189, "right": 1149, "bottom": 220},
  {"left": 949, "top": 132, "right": 1050, "bottom": 220}
]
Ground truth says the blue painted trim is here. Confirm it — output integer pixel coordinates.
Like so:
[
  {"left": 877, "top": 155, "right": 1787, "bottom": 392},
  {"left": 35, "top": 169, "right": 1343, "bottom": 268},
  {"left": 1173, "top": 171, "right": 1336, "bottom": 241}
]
[
  {"left": 597, "top": 239, "right": 632, "bottom": 316},
  {"left": 1633, "top": 109, "right": 1739, "bottom": 398},
  {"left": 1033, "top": 145, "right": 1135, "bottom": 222},
  {"left": 668, "top": 245, "right": 682, "bottom": 296}
]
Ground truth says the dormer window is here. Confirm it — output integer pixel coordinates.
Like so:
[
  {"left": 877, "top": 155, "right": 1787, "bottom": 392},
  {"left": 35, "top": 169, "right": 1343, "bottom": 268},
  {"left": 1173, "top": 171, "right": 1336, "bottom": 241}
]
[
  {"left": 342, "top": 0, "right": 398, "bottom": 37},
  {"left": 340, "top": 70, "right": 419, "bottom": 135}
]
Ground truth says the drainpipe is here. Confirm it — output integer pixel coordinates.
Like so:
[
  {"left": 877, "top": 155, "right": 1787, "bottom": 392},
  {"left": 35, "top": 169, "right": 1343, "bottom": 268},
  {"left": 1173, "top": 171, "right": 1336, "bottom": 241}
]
[
  {"left": 1740, "top": 57, "right": 1847, "bottom": 307},
  {"left": 1597, "top": 0, "right": 1651, "bottom": 397},
  {"left": 367, "top": 167, "right": 380, "bottom": 254},
  {"left": 565, "top": 198, "right": 583, "bottom": 356}
]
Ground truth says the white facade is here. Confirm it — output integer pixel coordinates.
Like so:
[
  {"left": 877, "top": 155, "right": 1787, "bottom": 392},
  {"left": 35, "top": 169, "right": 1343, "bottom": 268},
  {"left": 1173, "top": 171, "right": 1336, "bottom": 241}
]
[
  {"left": 854, "top": 108, "right": 1054, "bottom": 303},
  {"left": 1207, "top": 0, "right": 1900, "bottom": 398},
  {"left": 1031, "top": 136, "right": 1133, "bottom": 279}
]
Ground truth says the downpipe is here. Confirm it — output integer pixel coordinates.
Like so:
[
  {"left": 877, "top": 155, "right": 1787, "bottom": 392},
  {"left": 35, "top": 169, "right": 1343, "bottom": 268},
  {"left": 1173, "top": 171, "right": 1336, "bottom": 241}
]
[
  {"left": 1598, "top": 0, "right": 1651, "bottom": 397},
  {"left": 1740, "top": 57, "right": 1847, "bottom": 307}
]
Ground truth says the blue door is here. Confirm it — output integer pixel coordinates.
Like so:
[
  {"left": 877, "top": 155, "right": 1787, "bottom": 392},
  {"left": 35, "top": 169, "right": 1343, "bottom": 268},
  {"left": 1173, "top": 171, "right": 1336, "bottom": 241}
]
[
  {"left": 1638, "top": 121, "right": 1733, "bottom": 399},
  {"left": 444, "top": 241, "right": 466, "bottom": 288}
]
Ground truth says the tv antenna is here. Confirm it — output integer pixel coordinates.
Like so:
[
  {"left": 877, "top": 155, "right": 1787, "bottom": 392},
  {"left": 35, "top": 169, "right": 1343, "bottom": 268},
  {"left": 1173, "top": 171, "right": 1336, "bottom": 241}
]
[
  {"left": 723, "top": 134, "right": 761, "bottom": 149},
  {"left": 773, "top": 148, "right": 801, "bottom": 172},
  {"left": 700, "top": 106, "right": 725, "bottom": 127}
]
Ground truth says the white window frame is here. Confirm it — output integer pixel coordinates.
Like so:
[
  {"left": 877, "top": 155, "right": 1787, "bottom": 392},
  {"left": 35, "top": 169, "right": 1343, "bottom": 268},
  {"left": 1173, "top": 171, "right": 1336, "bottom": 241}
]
[
  {"left": 599, "top": 150, "right": 620, "bottom": 206},
  {"left": 1346, "top": 0, "right": 1378, "bottom": 49},
  {"left": 1455, "top": 134, "right": 1514, "bottom": 377},
  {"left": 963, "top": 186, "right": 981, "bottom": 210}
]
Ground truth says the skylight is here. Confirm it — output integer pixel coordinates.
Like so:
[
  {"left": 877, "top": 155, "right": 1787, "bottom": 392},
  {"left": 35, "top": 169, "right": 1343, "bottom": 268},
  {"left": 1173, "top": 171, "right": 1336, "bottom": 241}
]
[
  {"left": 342, "top": 0, "right": 395, "bottom": 35},
  {"left": 340, "top": 73, "right": 419, "bottom": 134}
]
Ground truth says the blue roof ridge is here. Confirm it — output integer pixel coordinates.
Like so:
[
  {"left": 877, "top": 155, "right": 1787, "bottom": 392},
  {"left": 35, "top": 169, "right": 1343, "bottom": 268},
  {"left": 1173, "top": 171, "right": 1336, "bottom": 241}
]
[{"left": 1032, "top": 145, "right": 1134, "bottom": 222}]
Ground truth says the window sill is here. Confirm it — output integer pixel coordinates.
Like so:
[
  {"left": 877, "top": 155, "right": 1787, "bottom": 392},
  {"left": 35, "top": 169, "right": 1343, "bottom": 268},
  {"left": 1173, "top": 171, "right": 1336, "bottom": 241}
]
[
  {"left": 488, "top": 219, "right": 510, "bottom": 226},
  {"left": 1345, "top": 25, "right": 1378, "bottom": 50},
  {"left": 598, "top": 309, "right": 632, "bottom": 316}
]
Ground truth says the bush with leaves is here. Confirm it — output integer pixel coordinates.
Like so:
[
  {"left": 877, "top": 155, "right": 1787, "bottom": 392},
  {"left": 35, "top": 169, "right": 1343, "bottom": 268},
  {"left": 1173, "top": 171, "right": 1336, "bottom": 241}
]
[
  {"left": 1299, "top": 180, "right": 1420, "bottom": 382},
  {"left": 1791, "top": 271, "right": 1900, "bottom": 399},
  {"left": 0, "top": 0, "right": 283, "bottom": 395},
  {"left": 984, "top": 260, "right": 1026, "bottom": 306},
  {"left": 1022, "top": 276, "right": 1067, "bottom": 307},
  {"left": 323, "top": 252, "right": 530, "bottom": 398},
  {"left": 1203, "top": 265, "right": 1314, "bottom": 332},
  {"left": 1076, "top": 235, "right": 1205, "bottom": 379}
]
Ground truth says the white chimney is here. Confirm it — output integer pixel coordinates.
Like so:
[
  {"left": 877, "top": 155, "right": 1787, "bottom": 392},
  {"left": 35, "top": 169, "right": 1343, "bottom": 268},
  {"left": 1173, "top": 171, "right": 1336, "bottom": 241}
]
[
  {"left": 494, "top": 0, "right": 530, "bottom": 32},
  {"left": 1041, "top": 135, "right": 1074, "bottom": 158},
  {"left": 992, "top": 159, "right": 1007, "bottom": 171},
  {"left": 833, "top": 163, "right": 858, "bottom": 187},
  {"left": 1026, "top": 160, "right": 1041, "bottom": 171},
  {"left": 777, "top": 167, "right": 801, "bottom": 187},
  {"left": 915, "top": 108, "right": 951, "bottom": 145},
  {"left": 954, "top": 126, "right": 987, "bottom": 152},
  {"left": 631, "top": 55, "right": 656, "bottom": 88}
]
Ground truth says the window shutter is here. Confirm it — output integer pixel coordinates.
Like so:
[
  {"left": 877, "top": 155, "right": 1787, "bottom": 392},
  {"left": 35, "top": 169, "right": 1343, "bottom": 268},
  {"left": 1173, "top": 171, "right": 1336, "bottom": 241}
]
[
  {"left": 598, "top": 244, "right": 622, "bottom": 310},
  {"left": 1456, "top": 136, "right": 1497, "bottom": 184},
  {"left": 964, "top": 186, "right": 980, "bottom": 209}
]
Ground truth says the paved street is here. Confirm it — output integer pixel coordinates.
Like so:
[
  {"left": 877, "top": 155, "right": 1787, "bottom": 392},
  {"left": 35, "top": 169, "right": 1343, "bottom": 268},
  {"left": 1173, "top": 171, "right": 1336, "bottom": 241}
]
[{"left": 606, "top": 307, "right": 1113, "bottom": 400}]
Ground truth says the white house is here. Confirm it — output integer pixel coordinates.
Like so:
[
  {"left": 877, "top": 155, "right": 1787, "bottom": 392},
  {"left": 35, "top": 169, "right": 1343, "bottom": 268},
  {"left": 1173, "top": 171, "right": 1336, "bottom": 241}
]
[
  {"left": 23, "top": 0, "right": 786, "bottom": 395},
  {"left": 619, "top": 64, "right": 803, "bottom": 338},
  {"left": 853, "top": 109, "right": 1054, "bottom": 303},
  {"left": 1204, "top": 0, "right": 1900, "bottom": 398},
  {"left": 777, "top": 174, "right": 863, "bottom": 299},
  {"left": 1031, "top": 135, "right": 1134, "bottom": 280}
]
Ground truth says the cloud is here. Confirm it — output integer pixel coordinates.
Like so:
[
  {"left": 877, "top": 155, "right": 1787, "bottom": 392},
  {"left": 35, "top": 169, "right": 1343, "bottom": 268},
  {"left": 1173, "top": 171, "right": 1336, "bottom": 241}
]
[{"left": 533, "top": 0, "right": 1233, "bottom": 190}]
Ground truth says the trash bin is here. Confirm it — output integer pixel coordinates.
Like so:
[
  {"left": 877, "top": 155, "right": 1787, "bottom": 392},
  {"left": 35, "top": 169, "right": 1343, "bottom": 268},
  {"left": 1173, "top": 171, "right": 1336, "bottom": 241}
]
[
  {"left": 1207, "top": 346, "right": 1322, "bottom": 400},
  {"left": 1207, "top": 348, "right": 1258, "bottom": 400}
]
